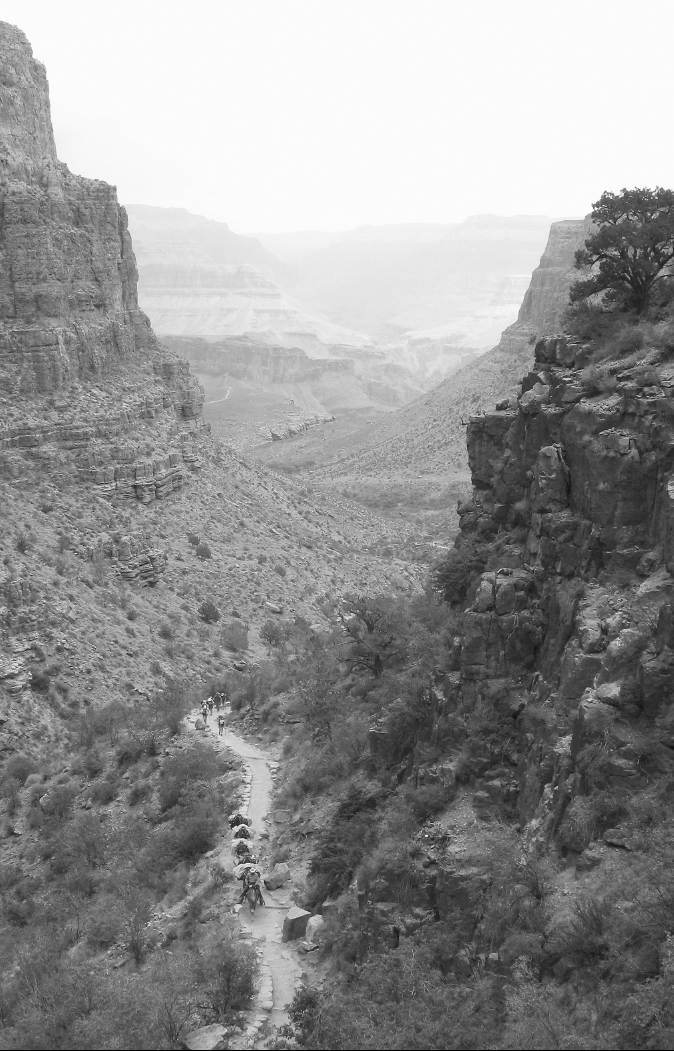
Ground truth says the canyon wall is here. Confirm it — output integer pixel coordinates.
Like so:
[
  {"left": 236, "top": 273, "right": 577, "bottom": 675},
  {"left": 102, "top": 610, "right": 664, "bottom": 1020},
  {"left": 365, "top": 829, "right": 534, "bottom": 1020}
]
[
  {"left": 450, "top": 329, "right": 674, "bottom": 845},
  {"left": 0, "top": 20, "right": 205, "bottom": 496}
]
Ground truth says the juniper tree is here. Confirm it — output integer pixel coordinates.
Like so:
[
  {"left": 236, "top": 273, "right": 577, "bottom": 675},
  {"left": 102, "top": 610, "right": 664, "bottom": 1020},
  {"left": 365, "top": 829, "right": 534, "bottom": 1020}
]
[{"left": 570, "top": 186, "right": 674, "bottom": 315}]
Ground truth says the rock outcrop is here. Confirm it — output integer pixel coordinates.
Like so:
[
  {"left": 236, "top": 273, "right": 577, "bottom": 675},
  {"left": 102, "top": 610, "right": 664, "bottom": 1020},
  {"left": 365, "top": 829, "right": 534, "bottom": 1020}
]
[
  {"left": 441, "top": 328, "right": 674, "bottom": 846},
  {"left": 0, "top": 21, "right": 205, "bottom": 496}
]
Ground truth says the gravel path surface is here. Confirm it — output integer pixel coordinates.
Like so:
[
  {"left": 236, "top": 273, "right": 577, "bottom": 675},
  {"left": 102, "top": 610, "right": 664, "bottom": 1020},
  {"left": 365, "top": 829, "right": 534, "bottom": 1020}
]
[{"left": 198, "top": 710, "right": 300, "bottom": 1046}]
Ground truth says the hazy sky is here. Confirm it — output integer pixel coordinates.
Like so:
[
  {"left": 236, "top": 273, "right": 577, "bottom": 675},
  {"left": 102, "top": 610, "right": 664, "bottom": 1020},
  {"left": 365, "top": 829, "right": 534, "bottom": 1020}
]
[{"left": 4, "top": 0, "right": 673, "bottom": 233}]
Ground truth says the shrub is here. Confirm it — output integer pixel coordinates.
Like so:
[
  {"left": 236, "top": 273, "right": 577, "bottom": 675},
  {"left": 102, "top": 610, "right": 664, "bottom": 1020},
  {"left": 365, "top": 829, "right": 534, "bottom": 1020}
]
[
  {"left": 128, "top": 780, "right": 153, "bottom": 806},
  {"left": 402, "top": 783, "right": 448, "bottom": 823},
  {"left": 2, "top": 754, "right": 37, "bottom": 785},
  {"left": 15, "top": 532, "right": 30, "bottom": 554},
  {"left": 30, "top": 669, "right": 51, "bottom": 693},
  {"left": 158, "top": 621, "right": 174, "bottom": 640},
  {"left": 126, "top": 607, "right": 138, "bottom": 621},
  {"left": 260, "top": 619, "right": 284, "bottom": 648},
  {"left": 221, "top": 621, "right": 249, "bottom": 652},
  {"left": 198, "top": 600, "right": 220, "bottom": 624},
  {"left": 197, "top": 937, "right": 258, "bottom": 1017},
  {"left": 90, "top": 779, "right": 117, "bottom": 805},
  {"left": 431, "top": 547, "right": 486, "bottom": 603},
  {"left": 195, "top": 542, "right": 212, "bottom": 560},
  {"left": 187, "top": 532, "right": 200, "bottom": 546}
]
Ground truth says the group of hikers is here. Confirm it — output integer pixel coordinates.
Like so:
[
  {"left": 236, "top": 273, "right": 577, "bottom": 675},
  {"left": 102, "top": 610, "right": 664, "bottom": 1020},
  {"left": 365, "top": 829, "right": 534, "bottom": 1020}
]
[
  {"left": 201, "top": 695, "right": 264, "bottom": 907},
  {"left": 230, "top": 811, "right": 265, "bottom": 908},
  {"left": 201, "top": 693, "right": 228, "bottom": 736}
]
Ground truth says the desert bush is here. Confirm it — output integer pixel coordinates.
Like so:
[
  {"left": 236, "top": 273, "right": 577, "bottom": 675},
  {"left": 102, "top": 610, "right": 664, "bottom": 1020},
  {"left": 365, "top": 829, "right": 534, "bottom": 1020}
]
[
  {"left": 128, "top": 779, "right": 153, "bottom": 806},
  {"left": 281, "top": 940, "right": 499, "bottom": 1050},
  {"left": 187, "top": 532, "right": 200, "bottom": 546},
  {"left": 550, "top": 894, "right": 615, "bottom": 966},
  {"left": 2, "top": 754, "right": 37, "bottom": 785},
  {"left": 432, "top": 547, "right": 487, "bottom": 603},
  {"left": 198, "top": 599, "right": 220, "bottom": 624},
  {"left": 126, "top": 606, "right": 138, "bottom": 621},
  {"left": 196, "top": 936, "right": 258, "bottom": 1017},
  {"left": 260, "top": 619, "right": 285, "bottom": 647},
  {"left": 15, "top": 532, "right": 30, "bottom": 554},
  {"left": 401, "top": 782, "right": 447, "bottom": 823},
  {"left": 273, "top": 563, "right": 286, "bottom": 577},
  {"left": 157, "top": 742, "right": 224, "bottom": 814},
  {"left": 195, "top": 542, "right": 212, "bottom": 560},
  {"left": 30, "top": 668, "right": 51, "bottom": 693},
  {"left": 221, "top": 620, "right": 249, "bottom": 652},
  {"left": 158, "top": 621, "right": 174, "bottom": 640},
  {"left": 57, "top": 532, "right": 71, "bottom": 552},
  {"left": 90, "top": 778, "right": 117, "bottom": 805},
  {"left": 1, "top": 777, "right": 21, "bottom": 816},
  {"left": 308, "top": 785, "right": 383, "bottom": 903},
  {"left": 579, "top": 363, "right": 619, "bottom": 394},
  {"left": 86, "top": 896, "right": 124, "bottom": 948}
]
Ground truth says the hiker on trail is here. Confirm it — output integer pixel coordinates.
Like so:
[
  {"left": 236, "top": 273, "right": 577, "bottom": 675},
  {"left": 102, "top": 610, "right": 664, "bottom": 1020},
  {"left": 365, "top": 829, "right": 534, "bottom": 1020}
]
[
  {"left": 232, "top": 823, "right": 252, "bottom": 839},
  {"left": 239, "top": 866, "right": 264, "bottom": 907},
  {"left": 201, "top": 702, "right": 209, "bottom": 721},
  {"left": 228, "top": 813, "right": 251, "bottom": 828},
  {"left": 218, "top": 713, "right": 226, "bottom": 736},
  {"left": 234, "top": 857, "right": 258, "bottom": 879},
  {"left": 214, "top": 692, "right": 222, "bottom": 711},
  {"left": 207, "top": 697, "right": 214, "bottom": 715},
  {"left": 234, "top": 839, "right": 254, "bottom": 858}
]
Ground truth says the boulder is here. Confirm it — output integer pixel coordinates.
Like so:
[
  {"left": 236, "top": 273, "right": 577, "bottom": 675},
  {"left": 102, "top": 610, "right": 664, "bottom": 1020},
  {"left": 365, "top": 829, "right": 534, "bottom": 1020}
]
[
  {"left": 183, "top": 1023, "right": 230, "bottom": 1050},
  {"left": 194, "top": 717, "right": 205, "bottom": 730},
  {"left": 273, "top": 809, "right": 291, "bottom": 823},
  {"left": 595, "top": 681, "right": 623, "bottom": 707},
  {"left": 264, "top": 863, "right": 290, "bottom": 890},
  {"left": 576, "top": 846, "right": 604, "bottom": 872},
  {"left": 282, "top": 906, "right": 311, "bottom": 942},
  {"left": 305, "top": 915, "right": 325, "bottom": 943}
]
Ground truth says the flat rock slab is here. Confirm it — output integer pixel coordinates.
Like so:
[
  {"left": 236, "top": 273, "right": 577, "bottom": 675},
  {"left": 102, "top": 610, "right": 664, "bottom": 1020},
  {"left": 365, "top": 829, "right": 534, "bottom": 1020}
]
[
  {"left": 282, "top": 906, "right": 311, "bottom": 942},
  {"left": 183, "top": 1023, "right": 230, "bottom": 1050}
]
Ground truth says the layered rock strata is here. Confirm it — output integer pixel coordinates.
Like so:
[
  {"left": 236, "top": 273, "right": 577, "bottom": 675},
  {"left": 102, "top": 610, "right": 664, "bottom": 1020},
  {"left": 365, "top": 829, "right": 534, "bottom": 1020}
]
[{"left": 0, "top": 21, "right": 204, "bottom": 481}]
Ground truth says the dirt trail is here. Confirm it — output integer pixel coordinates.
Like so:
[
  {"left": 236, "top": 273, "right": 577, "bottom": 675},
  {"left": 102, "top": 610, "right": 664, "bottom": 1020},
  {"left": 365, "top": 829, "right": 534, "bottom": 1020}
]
[{"left": 196, "top": 710, "right": 300, "bottom": 1045}]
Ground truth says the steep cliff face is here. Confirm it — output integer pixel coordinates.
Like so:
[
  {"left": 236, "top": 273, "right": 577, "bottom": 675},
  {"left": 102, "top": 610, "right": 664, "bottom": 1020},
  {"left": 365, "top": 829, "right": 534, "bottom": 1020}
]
[
  {"left": 452, "top": 330, "right": 674, "bottom": 848},
  {"left": 0, "top": 21, "right": 204, "bottom": 492}
]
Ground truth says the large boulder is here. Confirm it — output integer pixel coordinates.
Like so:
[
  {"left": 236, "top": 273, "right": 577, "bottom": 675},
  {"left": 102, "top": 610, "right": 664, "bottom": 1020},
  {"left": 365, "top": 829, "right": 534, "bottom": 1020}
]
[
  {"left": 305, "top": 915, "right": 326, "bottom": 944},
  {"left": 264, "top": 862, "right": 290, "bottom": 890},
  {"left": 183, "top": 1023, "right": 230, "bottom": 1050},
  {"left": 282, "top": 906, "right": 311, "bottom": 942}
]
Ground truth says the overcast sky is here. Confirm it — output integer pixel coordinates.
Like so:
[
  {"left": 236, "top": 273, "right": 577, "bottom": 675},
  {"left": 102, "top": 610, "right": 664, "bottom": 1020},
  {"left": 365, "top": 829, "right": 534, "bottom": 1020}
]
[{"left": 4, "top": 0, "right": 673, "bottom": 233}]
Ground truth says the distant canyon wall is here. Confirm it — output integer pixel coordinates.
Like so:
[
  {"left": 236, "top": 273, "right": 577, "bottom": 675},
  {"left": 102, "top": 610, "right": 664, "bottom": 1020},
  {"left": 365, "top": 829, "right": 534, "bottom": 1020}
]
[
  {"left": 126, "top": 206, "right": 372, "bottom": 356},
  {"left": 496, "top": 217, "right": 591, "bottom": 356}
]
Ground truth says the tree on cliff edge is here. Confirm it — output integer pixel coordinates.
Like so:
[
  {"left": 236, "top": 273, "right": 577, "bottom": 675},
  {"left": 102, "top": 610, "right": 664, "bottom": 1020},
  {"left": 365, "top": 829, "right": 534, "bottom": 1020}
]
[{"left": 570, "top": 187, "right": 674, "bottom": 315}]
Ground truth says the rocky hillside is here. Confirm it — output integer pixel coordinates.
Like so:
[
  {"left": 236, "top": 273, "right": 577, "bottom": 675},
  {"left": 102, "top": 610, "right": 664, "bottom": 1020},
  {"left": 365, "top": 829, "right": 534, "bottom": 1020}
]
[
  {"left": 0, "top": 19, "right": 422, "bottom": 745},
  {"left": 250, "top": 218, "right": 590, "bottom": 538}
]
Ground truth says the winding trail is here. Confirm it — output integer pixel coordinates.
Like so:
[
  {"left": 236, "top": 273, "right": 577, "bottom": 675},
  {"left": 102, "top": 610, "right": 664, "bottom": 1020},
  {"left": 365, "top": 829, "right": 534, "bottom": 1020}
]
[{"left": 195, "top": 709, "right": 300, "bottom": 1045}]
